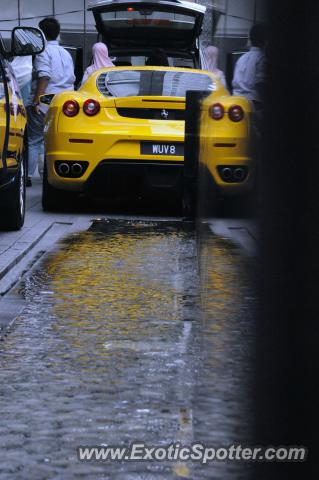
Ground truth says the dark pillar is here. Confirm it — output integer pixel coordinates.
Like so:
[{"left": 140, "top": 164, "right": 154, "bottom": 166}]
[{"left": 256, "top": 1, "right": 319, "bottom": 477}]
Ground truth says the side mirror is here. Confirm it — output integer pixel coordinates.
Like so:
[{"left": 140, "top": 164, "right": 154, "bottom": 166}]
[{"left": 11, "top": 27, "right": 45, "bottom": 56}]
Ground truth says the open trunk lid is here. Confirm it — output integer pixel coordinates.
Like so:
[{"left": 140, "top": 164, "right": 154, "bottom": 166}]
[{"left": 88, "top": 0, "right": 206, "bottom": 49}]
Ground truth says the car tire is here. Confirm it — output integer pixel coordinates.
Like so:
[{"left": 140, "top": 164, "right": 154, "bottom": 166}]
[
  {"left": 42, "top": 160, "right": 76, "bottom": 211},
  {"left": 0, "top": 151, "right": 26, "bottom": 231}
]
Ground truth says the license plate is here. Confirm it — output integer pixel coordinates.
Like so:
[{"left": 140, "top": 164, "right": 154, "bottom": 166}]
[{"left": 141, "top": 142, "right": 184, "bottom": 156}]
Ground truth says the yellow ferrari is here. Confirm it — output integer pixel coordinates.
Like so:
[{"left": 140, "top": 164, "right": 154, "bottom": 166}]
[
  {"left": 198, "top": 90, "right": 254, "bottom": 196},
  {"left": 42, "top": 66, "right": 253, "bottom": 210}
]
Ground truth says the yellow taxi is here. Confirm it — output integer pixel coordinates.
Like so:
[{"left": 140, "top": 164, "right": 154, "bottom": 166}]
[{"left": 0, "top": 27, "right": 44, "bottom": 229}]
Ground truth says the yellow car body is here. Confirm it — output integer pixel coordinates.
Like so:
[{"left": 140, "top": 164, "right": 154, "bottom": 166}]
[
  {"left": 0, "top": 72, "right": 25, "bottom": 171},
  {"left": 0, "top": 58, "right": 27, "bottom": 230},
  {"left": 43, "top": 66, "right": 254, "bottom": 207},
  {"left": 0, "top": 26, "right": 44, "bottom": 229},
  {"left": 198, "top": 92, "right": 254, "bottom": 196}
]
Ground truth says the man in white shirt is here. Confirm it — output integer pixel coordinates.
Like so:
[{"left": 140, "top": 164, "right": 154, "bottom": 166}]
[
  {"left": 27, "top": 17, "right": 75, "bottom": 185},
  {"left": 10, "top": 56, "right": 32, "bottom": 105},
  {"left": 232, "top": 24, "right": 267, "bottom": 107}
]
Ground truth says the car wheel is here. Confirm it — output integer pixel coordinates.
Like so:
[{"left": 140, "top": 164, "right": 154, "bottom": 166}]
[
  {"left": 42, "top": 160, "right": 76, "bottom": 211},
  {"left": 0, "top": 152, "right": 26, "bottom": 231}
]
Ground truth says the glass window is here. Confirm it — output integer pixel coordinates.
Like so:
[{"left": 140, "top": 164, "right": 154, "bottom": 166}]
[
  {"left": 54, "top": 0, "right": 81, "bottom": 15},
  {"left": 101, "top": 9, "right": 196, "bottom": 31},
  {"left": 227, "top": 0, "right": 255, "bottom": 20},
  {"left": 20, "top": 0, "right": 53, "bottom": 19},
  {"left": 0, "top": 24, "right": 18, "bottom": 39},
  {"left": 211, "top": 0, "right": 227, "bottom": 10},
  {"left": 225, "top": 16, "right": 252, "bottom": 37},
  {"left": 85, "top": 10, "right": 96, "bottom": 32},
  {"left": 213, "top": 12, "right": 227, "bottom": 37},
  {"left": 16, "top": 19, "right": 41, "bottom": 28},
  {"left": 98, "top": 70, "right": 214, "bottom": 98},
  {"left": 1, "top": 2, "right": 19, "bottom": 21},
  {"left": 56, "top": 11, "right": 84, "bottom": 32}
]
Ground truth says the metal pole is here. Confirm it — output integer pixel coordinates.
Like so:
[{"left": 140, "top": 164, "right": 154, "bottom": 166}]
[
  {"left": 18, "top": 0, "right": 21, "bottom": 25},
  {"left": 83, "top": 0, "right": 87, "bottom": 66}
]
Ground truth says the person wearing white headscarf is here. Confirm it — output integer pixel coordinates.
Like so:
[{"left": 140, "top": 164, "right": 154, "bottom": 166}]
[
  {"left": 81, "top": 42, "right": 114, "bottom": 86},
  {"left": 204, "top": 46, "right": 226, "bottom": 87}
]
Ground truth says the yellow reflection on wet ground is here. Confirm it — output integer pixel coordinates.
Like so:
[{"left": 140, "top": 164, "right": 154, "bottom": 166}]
[
  {"left": 44, "top": 221, "right": 199, "bottom": 372},
  {"left": 0, "top": 220, "right": 256, "bottom": 479}
]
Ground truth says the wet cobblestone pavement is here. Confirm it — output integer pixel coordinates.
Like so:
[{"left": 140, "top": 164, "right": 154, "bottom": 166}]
[{"left": 0, "top": 220, "right": 256, "bottom": 479}]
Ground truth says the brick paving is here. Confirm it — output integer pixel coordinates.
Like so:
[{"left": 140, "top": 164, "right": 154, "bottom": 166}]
[
  {"left": 0, "top": 179, "right": 93, "bottom": 289},
  {"left": 0, "top": 220, "right": 256, "bottom": 479}
]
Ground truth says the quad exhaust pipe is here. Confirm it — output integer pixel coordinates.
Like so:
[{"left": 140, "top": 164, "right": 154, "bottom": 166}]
[
  {"left": 57, "top": 162, "right": 84, "bottom": 177},
  {"left": 220, "top": 167, "right": 233, "bottom": 181},
  {"left": 233, "top": 167, "right": 245, "bottom": 182},
  {"left": 58, "top": 162, "right": 70, "bottom": 175},
  {"left": 219, "top": 166, "right": 247, "bottom": 182},
  {"left": 71, "top": 163, "right": 83, "bottom": 176}
]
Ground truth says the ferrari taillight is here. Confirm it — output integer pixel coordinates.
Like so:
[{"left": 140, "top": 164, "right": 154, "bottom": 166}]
[
  {"left": 228, "top": 105, "right": 244, "bottom": 122},
  {"left": 62, "top": 100, "right": 79, "bottom": 117},
  {"left": 209, "top": 103, "right": 224, "bottom": 120},
  {"left": 83, "top": 99, "right": 100, "bottom": 116}
]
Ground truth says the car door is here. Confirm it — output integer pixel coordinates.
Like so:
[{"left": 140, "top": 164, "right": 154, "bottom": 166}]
[
  {"left": 0, "top": 55, "right": 13, "bottom": 183},
  {"left": 0, "top": 57, "right": 24, "bottom": 177},
  {"left": 5, "top": 61, "right": 24, "bottom": 169}
]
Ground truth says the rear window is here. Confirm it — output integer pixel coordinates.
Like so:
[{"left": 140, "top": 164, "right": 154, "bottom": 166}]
[
  {"left": 101, "top": 9, "right": 196, "bottom": 31},
  {"left": 97, "top": 70, "right": 214, "bottom": 98}
]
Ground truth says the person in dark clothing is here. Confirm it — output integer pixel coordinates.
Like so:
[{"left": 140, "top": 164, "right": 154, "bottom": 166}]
[{"left": 145, "top": 49, "right": 169, "bottom": 66}]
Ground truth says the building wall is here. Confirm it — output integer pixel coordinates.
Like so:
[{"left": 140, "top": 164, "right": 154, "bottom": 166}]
[
  {"left": 198, "top": 0, "right": 268, "bottom": 69},
  {"left": 0, "top": 0, "right": 267, "bottom": 70},
  {"left": 0, "top": 0, "right": 97, "bottom": 63},
  {"left": 0, "top": 0, "right": 95, "bottom": 33}
]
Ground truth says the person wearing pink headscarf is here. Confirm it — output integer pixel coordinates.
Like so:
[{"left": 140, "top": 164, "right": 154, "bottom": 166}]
[
  {"left": 204, "top": 46, "right": 227, "bottom": 87},
  {"left": 81, "top": 42, "right": 114, "bottom": 85}
]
